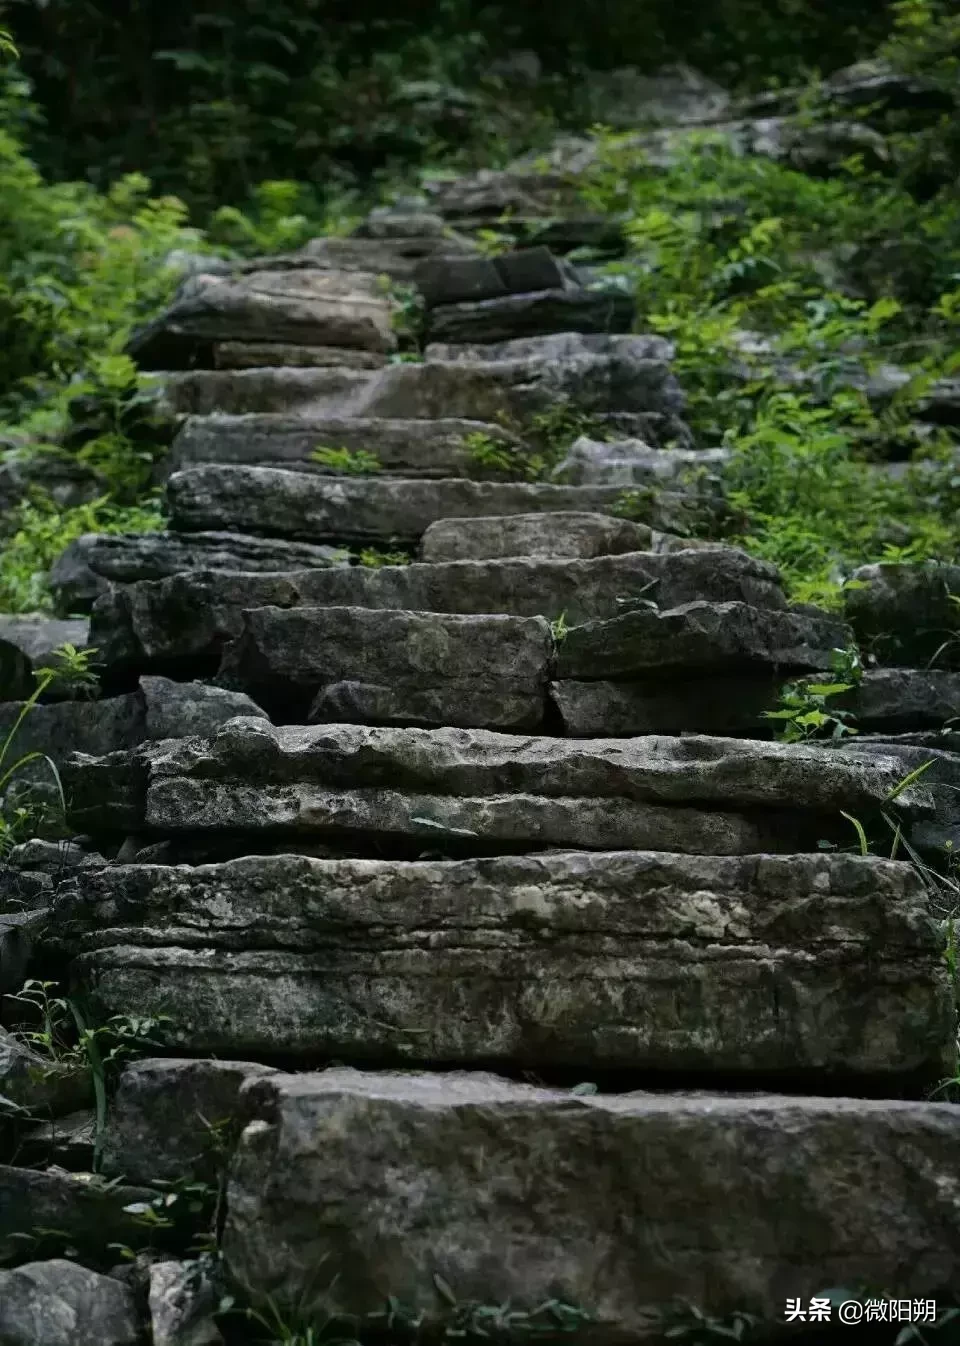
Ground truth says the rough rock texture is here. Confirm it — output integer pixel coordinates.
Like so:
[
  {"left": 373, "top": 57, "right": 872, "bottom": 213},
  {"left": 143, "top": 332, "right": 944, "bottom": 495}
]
[
  {"left": 348, "top": 333, "right": 687, "bottom": 424},
  {"left": 425, "top": 288, "right": 636, "bottom": 345},
  {"left": 419, "top": 512, "right": 666, "bottom": 561},
  {"left": 158, "top": 366, "right": 373, "bottom": 418},
  {"left": 0, "top": 1260, "right": 139, "bottom": 1346},
  {"left": 50, "top": 529, "right": 347, "bottom": 614},
  {"left": 302, "top": 233, "right": 479, "bottom": 281},
  {"left": 128, "top": 268, "right": 398, "bottom": 368},
  {"left": 0, "top": 615, "right": 88, "bottom": 666},
  {"left": 52, "top": 851, "right": 953, "bottom": 1079},
  {"left": 101, "top": 1058, "right": 276, "bottom": 1185},
  {"left": 798, "top": 667, "right": 960, "bottom": 732},
  {"left": 415, "top": 247, "right": 574, "bottom": 305},
  {"left": 88, "top": 549, "right": 784, "bottom": 674},
  {"left": 554, "top": 436, "right": 730, "bottom": 487},
  {"left": 0, "top": 1025, "right": 91, "bottom": 1118},
  {"left": 222, "top": 1071, "right": 960, "bottom": 1333},
  {"left": 0, "top": 1166, "right": 157, "bottom": 1263},
  {"left": 845, "top": 562, "right": 960, "bottom": 667},
  {"left": 211, "top": 340, "right": 386, "bottom": 370},
  {"left": 0, "top": 678, "right": 266, "bottom": 769},
  {"left": 550, "top": 674, "right": 784, "bottom": 737},
  {"left": 149, "top": 1258, "right": 224, "bottom": 1346},
  {"left": 60, "top": 720, "right": 936, "bottom": 846},
  {"left": 168, "top": 413, "right": 525, "bottom": 478},
  {"left": 165, "top": 465, "right": 716, "bottom": 544},
  {"left": 556, "top": 602, "right": 854, "bottom": 679},
  {"left": 217, "top": 606, "right": 553, "bottom": 728}
]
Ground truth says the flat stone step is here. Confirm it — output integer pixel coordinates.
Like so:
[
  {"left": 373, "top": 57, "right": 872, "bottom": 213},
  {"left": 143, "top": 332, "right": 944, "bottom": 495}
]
[
  {"left": 88, "top": 548, "right": 785, "bottom": 674},
  {"left": 165, "top": 465, "right": 720, "bottom": 544},
  {"left": 211, "top": 340, "right": 387, "bottom": 370},
  {"left": 62, "top": 721, "right": 936, "bottom": 850},
  {"left": 216, "top": 1070, "right": 960, "bottom": 1333},
  {"left": 414, "top": 246, "right": 579, "bottom": 306},
  {"left": 419, "top": 511, "right": 684, "bottom": 561},
  {"left": 48, "top": 850, "right": 952, "bottom": 1080},
  {"left": 425, "top": 287, "right": 635, "bottom": 344},
  {"left": 128, "top": 267, "right": 398, "bottom": 369},
  {"left": 158, "top": 366, "right": 374, "bottom": 417},
  {"left": 302, "top": 233, "right": 478, "bottom": 281},
  {"left": 50, "top": 529, "right": 348, "bottom": 615},
  {"left": 168, "top": 414, "right": 526, "bottom": 478},
  {"left": 217, "top": 606, "right": 553, "bottom": 729},
  {"left": 556, "top": 601, "right": 853, "bottom": 678},
  {"left": 554, "top": 435, "right": 730, "bottom": 487}
]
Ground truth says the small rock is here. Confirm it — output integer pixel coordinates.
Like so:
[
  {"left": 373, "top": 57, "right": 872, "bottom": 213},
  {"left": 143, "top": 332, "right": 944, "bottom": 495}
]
[
  {"left": 0, "top": 1259, "right": 139, "bottom": 1346},
  {"left": 149, "top": 1257, "right": 225, "bottom": 1346}
]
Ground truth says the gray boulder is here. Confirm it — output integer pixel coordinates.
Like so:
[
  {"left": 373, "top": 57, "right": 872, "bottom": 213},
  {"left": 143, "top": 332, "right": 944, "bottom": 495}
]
[
  {"left": 0, "top": 1260, "right": 139, "bottom": 1346},
  {"left": 149, "top": 1258, "right": 224, "bottom": 1346}
]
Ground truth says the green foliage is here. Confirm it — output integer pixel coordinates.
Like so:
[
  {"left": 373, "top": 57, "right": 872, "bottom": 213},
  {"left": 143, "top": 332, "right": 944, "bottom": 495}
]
[
  {"left": 356, "top": 547, "right": 411, "bottom": 568},
  {"left": 310, "top": 445, "right": 381, "bottom": 475},
  {"left": 0, "top": 495, "right": 163, "bottom": 614},
  {"left": 764, "top": 646, "right": 863, "bottom": 743},
  {"left": 0, "top": 642, "right": 97, "bottom": 853}
]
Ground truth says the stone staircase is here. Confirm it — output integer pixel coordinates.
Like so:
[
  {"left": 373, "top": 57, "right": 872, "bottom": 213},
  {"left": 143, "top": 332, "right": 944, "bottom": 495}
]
[{"left": 2, "top": 155, "right": 960, "bottom": 1343}]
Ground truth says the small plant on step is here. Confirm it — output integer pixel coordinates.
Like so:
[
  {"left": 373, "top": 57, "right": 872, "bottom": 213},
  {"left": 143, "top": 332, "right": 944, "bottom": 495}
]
[
  {"left": 356, "top": 546, "right": 411, "bottom": 567},
  {"left": 7, "top": 978, "right": 173, "bottom": 1169},
  {"left": 464, "top": 429, "right": 549, "bottom": 483},
  {"left": 0, "top": 642, "right": 98, "bottom": 853},
  {"left": 310, "top": 445, "right": 381, "bottom": 475},
  {"left": 763, "top": 646, "right": 863, "bottom": 744}
]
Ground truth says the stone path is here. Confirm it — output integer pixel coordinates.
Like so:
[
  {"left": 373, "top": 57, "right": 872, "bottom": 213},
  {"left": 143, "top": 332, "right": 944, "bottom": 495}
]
[{"left": 2, "top": 85, "right": 960, "bottom": 1345}]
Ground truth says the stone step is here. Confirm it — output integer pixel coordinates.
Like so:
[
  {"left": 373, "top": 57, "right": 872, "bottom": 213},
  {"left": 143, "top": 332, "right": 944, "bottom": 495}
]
[
  {"left": 50, "top": 529, "right": 348, "bottom": 616},
  {"left": 213, "top": 601, "right": 849, "bottom": 729},
  {"left": 165, "top": 465, "right": 719, "bottom": 544},
  {"left": 128, "top": 267, "right": 398, "bottom": 369},
  {"left": 217, "top": 607, "right": 553, "bottom": 729},
  {"left": 0, "top": 614, "right": 90, "bottom": 700},
  {"left": 414, "top": 246, "right": 580, "bottom": 307},
  {"left": 88, "top": 547, "right": 784, "bottom": 674},
  {"left": 425, "top": 288, "right": 635, "bottom": 345},
  {"left": 157, "top": 366, "right": 374, "bottom": 417},
  {"left": 46, "top": 850, "right": 952, "bottom": 1079},
  {"left": 168, "top": 413, "right": 526, "bottom": 478},
  {"left": 62, "top": 720, "right": 935, "bottom": 850},
  {"left": 556, "top": 601, "right": 853, "bottom": 679},
  {"left": 211, "top": 340, "right": 388, "bottom": 370},
  {"left": 212, "top": 1070, "right": 960, "bottom": 1332},
  {"left": 554, "top": 435, "right": 731, "bottom": 486},
  {"left": 418, "top": 511, "right": 688, "bottom": 561},
  {"left": 302, "top": 232, "right": 479, "bottom": 281}
]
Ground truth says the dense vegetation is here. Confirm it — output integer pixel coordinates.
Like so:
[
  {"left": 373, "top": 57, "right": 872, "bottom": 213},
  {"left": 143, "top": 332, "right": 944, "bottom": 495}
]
[{"left": 0, "top": 0, "right": 958, "bottom": 611}]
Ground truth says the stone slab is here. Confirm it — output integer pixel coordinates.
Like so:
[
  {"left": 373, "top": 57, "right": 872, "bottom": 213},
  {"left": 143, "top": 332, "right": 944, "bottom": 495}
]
[
  {"left": 556, "top": 601, "right": 854, "bottom": 679},
  {"left": 88, "top": 548, "right": 784, "bottom": 674},
  {"left": 419, "top": 512, "right": 667, "bottom": 561},
  {"left": 551, "top": 675, "right": 783, "bottom": 737},
  {"left": 425, "top": 288, "right": 635, "bottom": 345},
  {"left": 212, "top": 341, "right": 387, "bottom": 370},
  {"left": 158, "top": 366, "right": 373, "bottom": 417},
  {"left": 217, "top": 606, "right": 553, "bottom": 728},
  {"left": 168, "top": 414, "right": 525, "bottom": 478},
  {"left": 845, "top": 562, "right": 960, "bottom": 668},
  {"left": 220, "top": 1071, "right": 960, "bottom": 1334},
  {"left": 165, "top": 465, "right": 718, "bottom": 544},
  {"left": 414, "top": 247, "right": 575, "bottom": 306},
  {"left": 52, "top": 851, "right": 953, "bottom": 1080}
]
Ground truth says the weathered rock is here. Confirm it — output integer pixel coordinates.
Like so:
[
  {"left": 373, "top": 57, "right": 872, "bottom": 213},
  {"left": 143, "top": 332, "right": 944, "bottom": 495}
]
[
  {"left": 845, "top": 562, "right": 960, "bottom": 667},
  {"left": 0, "top": 615, "right": 88, "bottom": 668},
  {"left": 21, "top": 1111, "right": 97, "bottom": 1170},
  {"left": 796, "top": 668, "right": 960, "bottom": 733},
  {"left": 50, "top": 529, "right": 347, "bottom": 614},
  {"left": 0, "top": 1166, "right": 158, "bottom": 1263},
  {"left": 301, "top": 233, "right": 478, "bottom": 280},
  {"left": 551, "top": 674, "right": 783, "bottom": 737},
  {"left": 158, "top": 366, "right": 373, "bottom": 417},
  {"left": 222, "top": 1071, "right": 960, "bottom": 1333},
  {"left": 212, "top": 340, "right": 386, "bottom": 370},
  {"left": 61, "top": 721, "right": 936, "bottom": 847},
  {"left": 0, "top": 637, "right": 35, "bottom": 700},
  {"left": 0, "top": 910, "right": 43, "bottom": 995},
  {"left": 54, "top": 851, "right": 953, "bottom": 1079},
  {"left": 101, "top": 1058, "right": 277, "bottom": 1185},
  {"left": 348, "top": 333, "right": 685, "bottom": 423},
  {"left": 88, "top": 548, "right": 785, "bottom": 674},
  {"left": 414, "top": 247, "right": 577, "bottom": 307},
  {"left": 423, "top": 168, "right": 583, "bottom": 222},
  {"left": 128, "top": 268, "right": 398, "bottom": 368},
  {"left": 149, "top": 1258, "right": 225, "bottom": 1346},
  {"left": 578, "top": 63, "right": 732, "bottom": 128},
  {"left": 0, "top": 1025, "right": 91, "bottom": 1118},
  {"left": 0, "top": 679, "right": 266, "bottom": 770},
  {"left": 419, "top": 512, "right": 665, "bottom": 561},
  {"left": 217, "top": 606, "right": 553, "bottom": 728},
  {"left": 426, "top": 289, "right": 635, "bottom": 345},
  {"left": 556, "top": 602, "right": 854, "bottom": 680},
  {"left": 168, "top": 413, "right": 525, "bottom": 478},
  {"left": 0, "top": 1260, "right": 140, "bottom": 1346},
  {"left": 165, "top": 465, "right": 715, "bottom": 545},
  {"left": 553, "top": 437, "right": 730, "bottom": 486},
  {"left": 356, "top": 204, "right": 449, "bottom": 239}
]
